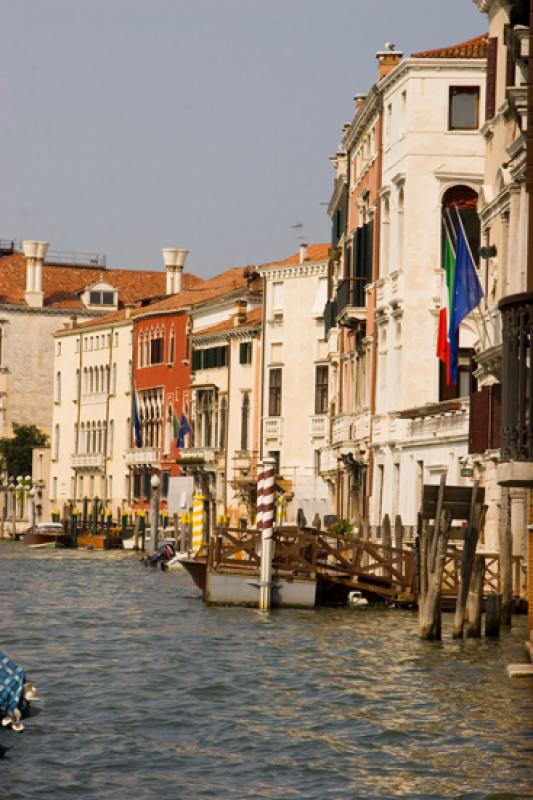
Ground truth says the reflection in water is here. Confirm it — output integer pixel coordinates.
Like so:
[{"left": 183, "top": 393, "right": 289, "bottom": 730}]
[{"left": 1, "top": 542, "right": 532, "bottom": 799}]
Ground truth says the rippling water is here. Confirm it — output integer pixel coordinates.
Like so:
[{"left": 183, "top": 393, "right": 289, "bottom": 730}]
[{"left": 1, "top": 541, "right": 532, "bottom": 799}]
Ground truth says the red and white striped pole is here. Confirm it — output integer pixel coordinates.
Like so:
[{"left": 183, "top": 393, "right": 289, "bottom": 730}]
[
  {"left": 259, "top": 457, "right": 276, "bottom": 610},
  {"left": 256, "top": 460, "right": 264, "bottom": 535}
]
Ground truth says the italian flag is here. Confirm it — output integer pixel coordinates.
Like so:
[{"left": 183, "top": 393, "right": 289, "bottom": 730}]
[{"left": 436, "top": 225, "right": 455, "bottom": 385}]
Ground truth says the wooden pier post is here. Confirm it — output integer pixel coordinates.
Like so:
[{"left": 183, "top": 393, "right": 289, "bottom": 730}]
[
  {"left": 466, "top": 554, "right": 485, "bottom": 637},
  {"left": 394, "top": 514, "right": 403, "bottom": 552},
  {"left": 485, "top": 593, "right": 502, "bottom": 637},
  {"left": 419, "top": 508, "right": 452, "bottom": 640},
  {"left": 499, "top": 487, "right": 513, "bottom": 626},
  {"left": 452, "top": 487, "right": 483, "bottom": 638}
]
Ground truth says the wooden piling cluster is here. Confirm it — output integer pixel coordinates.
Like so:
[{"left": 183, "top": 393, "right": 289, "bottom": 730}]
[{"left": 417, "top": 476, "right": 506, "bottom": 641}]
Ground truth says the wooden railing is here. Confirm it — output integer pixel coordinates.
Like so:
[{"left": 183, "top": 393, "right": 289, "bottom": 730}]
[
  {"left": 442, "top": 552, "right": 523, "bottom": 598},
  {"left": 208, "top": 527, "right": 417, "bottom": 598}
]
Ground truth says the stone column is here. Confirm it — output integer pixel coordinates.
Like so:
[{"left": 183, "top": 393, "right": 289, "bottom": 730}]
[{"left": 510, "top": 488, "right": 528, "bottom": 598}]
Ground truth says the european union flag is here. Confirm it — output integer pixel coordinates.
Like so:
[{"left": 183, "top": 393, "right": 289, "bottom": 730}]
[
  {"left": 177, "top": 414, "right": 192, "bottom": 448},
  {"left": 448, "top": 223, "right": 483, "bottom": 384}
]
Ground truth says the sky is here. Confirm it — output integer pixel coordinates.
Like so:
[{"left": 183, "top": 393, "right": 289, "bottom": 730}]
[{"left": 1, "top": 0, "right": 486, "bottom": 279}]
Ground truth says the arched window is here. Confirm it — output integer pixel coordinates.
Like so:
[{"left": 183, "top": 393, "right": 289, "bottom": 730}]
[
  {"left": 397, "top": 186, "right": 404, "bottom": 270},
  {"left": 89, "top": 367, "right": 94, "bottom": 394},
  {"left": 108, "top": 420, "right": 114, "bottom": 457},
  {"left": 94, "top": 368, "right": 99, "bottom": 394},
  {"left": 381, "top": 195, "right": 390, "bottom": 277},
  {"left": 56, "top": 371, "right": 61, "bottom": 403},
  {"left": 240, "top": 392, "right": 250, "bottom": 451},
  {"left": 54, "top": 424, "right": 60, "bottom": 460},
  {"left": 112, "top": 363, "right": 117, "bottom": 394},
  {"left": 440, "top": 185, "right": 480, "bottom": 402},
  {"left": 169, "top": 326, "right": 175, "bottom": 364},
  {"left": 83, "top": 368, "right": 88, "bottom": 395}
]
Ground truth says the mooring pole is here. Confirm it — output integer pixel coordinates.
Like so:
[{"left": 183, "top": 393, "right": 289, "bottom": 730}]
[
  {"left": 259, "top": 458, "right": 275, "bottom": 611},
  {"left": 192, "top": 493, "right": 206, "bottom": 555},
  {"left": 149, "top": 474, "right": 160, "bottom": 554}
]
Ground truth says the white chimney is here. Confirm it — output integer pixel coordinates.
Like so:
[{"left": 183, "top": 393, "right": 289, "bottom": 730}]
[
  {"left": 22, "top": 240, "right": 48, "bottom": 307},
  {"left": 299, "top": 243, "right": 308, "bottom": 264},
  {"left": 162, "top": 247, "right": 189, "bottom": 295}
]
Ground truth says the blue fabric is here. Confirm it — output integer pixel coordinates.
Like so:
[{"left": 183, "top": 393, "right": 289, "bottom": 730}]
[
  {"left": 133, "top": 391, "right": 142, "bottom": 448},
  {"left": 449, "top": 224, "right": 483, "bottom": 383},
  {"left": 177, "top": 414, "right": 192, "bottom": 448},
  {"left": 0, "top": 652, "right": 26, "bottom": 718}
]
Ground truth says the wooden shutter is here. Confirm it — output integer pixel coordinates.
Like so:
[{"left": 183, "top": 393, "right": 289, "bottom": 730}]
[
  {"left": 485, "top": 37, "right": 498, "bottom": 121},
  {"left": 505, "top": 44, "right": 515, "bottom": 88},
  {"left": 469, "top": 387, "right": 490, "bottom": 454},
  {"left": 489, "top": 382, "right": 502, "bottom": 450}
]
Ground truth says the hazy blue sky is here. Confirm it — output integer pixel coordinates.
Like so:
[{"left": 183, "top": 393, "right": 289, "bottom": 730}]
[{"left": 1, "top": 0, "right": 485, "bottom": 278}]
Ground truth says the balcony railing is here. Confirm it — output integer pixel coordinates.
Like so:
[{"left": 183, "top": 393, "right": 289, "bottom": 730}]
[
  {"left": 124, "top": 447, "right": 161, "bottom": 466},
  {"left": 70, "top": 453, "right": 105, "bottom": 470},
  {"left": 499, "top": 292, "right": 533, "bottom": 460},
  {"left": 264, "top": 417, "right": 282, "bottom": 440},
  {"left": 309, "top": 415, "right": 328, "bottom": 439},
  {"left": 336, "top": 277, "right": 367, "bottom": 316},
  {"left": 177, "top": 447, "right": 217, "bottom": 464}
]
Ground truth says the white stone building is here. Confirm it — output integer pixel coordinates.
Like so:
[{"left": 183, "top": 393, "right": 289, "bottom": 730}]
[
  {"left": 258, "top": 244, "right": 331, "bottom": 525},
  {"left": 370, "top": 37, "right": 487, "bottom": 536}
]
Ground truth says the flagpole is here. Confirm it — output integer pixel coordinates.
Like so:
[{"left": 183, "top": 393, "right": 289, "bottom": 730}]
[{"left": 453, "top": 205, "right": 491, "bottom": 348}]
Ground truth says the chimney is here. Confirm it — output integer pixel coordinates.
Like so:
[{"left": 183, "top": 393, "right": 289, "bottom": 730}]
[
  {"left": 376, "top": 43, "right": 402, "bottom": 79},
  {"left": 354, "top": 93, "right": 367, "bottom": 112},
  {"left": 22, "top": 240, "right": 48, "bottom": 308},
  {"left": 299, "top": 243, "right": 308, "bottom": 264},
  {"left": 124, "top": 303, "right": 136, "bottom": 319},
  {"left": 234, "top": 300, "right": 247, "bottom": 326},
  {"left": 69, "top": 314, "right": 78, "bottom": 329},
  {"left": 162, "top": 247, "right": 189, "bottom": 295}
]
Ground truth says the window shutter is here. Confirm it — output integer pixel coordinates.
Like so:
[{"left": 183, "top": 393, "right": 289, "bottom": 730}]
[
  {"left": 468, "top": 387, "right": 490, "bottom": 454},
  {"left": 489, "top": 382, "right": 502, "bottom": 450},
  {"left": 505, "top": 44, "right": 515, "bottom": 88},
  {"left": 486, "top": 36, "right": 498, "bottom": 121}
]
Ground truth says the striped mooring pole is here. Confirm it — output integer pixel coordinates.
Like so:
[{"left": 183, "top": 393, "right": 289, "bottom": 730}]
[
  {"left": 192, "top": 493, "right": 206, "bottom": 555},
  {"left": 258, "top": 457, "right": 276, "bottom": 611}
]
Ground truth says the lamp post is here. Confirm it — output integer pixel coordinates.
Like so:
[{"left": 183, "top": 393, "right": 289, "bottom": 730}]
[{"left": 150, "top": 474, "right": 160, "bottom": 554}]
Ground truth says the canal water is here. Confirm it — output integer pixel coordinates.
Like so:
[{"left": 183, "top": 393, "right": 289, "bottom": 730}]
[{"left": 1, "top": 542, "right": 532, "bottom": 800}]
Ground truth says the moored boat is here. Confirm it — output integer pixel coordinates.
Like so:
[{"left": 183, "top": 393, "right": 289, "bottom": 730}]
[{"left": 23, "top": 522, "right": 71, "bottom": 548}]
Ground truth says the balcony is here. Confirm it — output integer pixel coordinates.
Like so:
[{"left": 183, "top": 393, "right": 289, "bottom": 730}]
[
  {"left": 309, "top": 415, "right": 328, "bottom": 440},
  {"left": 70, "top": 453, "right": 105, "bottom": 470},
  {"left": 324, "top": 298, "right": 337, "bottom": 336},
  {"left": 233, "top": 451, "right": 253, "bottom": 473},
  {"left": 475, "top": 307, "right": 502, "bottom": 381},
  {"left": 319, "top": 447, "right": 338, "bottom": 475},
  {"left": 124, "top": 447, "right": 161, "bottom": 467},
  {"left": 264, "top": 417, "right": 282, "bottom": 440},
  {"left": 498, "top": 292, "right": 533, "bottom": 486},
  {"left": 336, "top": 277, "right": 367, "bottom": 325},
  {"left": 332, "top": 412, "right": 370, "bottom": 448},
  {"left": 177, "top": 447, "right": 218, "bottom": 466}
]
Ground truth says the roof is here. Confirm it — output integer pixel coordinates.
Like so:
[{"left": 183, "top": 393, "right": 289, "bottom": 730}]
[
  {"left": 412, "top": 34, "right": 488, "bottom": 59},
  {"left": 67, "top": 267, "right": 256, "bottom": 333},
  {"left": 0, "top": 251, "right": 202, "bottom": 310},
  {"left": 193, "top": 306, "right": 262, "bottom": 337},
  {"left": 260, "top": 243, "right": 330, "bottom": 271}
]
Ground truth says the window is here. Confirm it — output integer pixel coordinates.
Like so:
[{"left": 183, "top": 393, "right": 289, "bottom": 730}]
[
  {"left": 315, "top": 366, "right": 328, "bottom": 414},
  {"left": 169, "top": 327, "right": 175, "bottom": 364},
  {"left": 239, "top": 341, "right": 252, "bottom": 365},
  {"left": 448, "top": 87, "right": 479, "bottom": 130},
  {"left": 54, "top": 424, "right": 60, "bottom": 460},
  {"left": 75, "top": 338, "right": 80, "bottom": 353},
  {"left": 268, "top": 450, "right": 280, "bottom": 475},
  {"left": 55, "top": 371, "right": 61, "bottom": 403},
  {"left": 57, "top": 341, "right": 61, "bottom": 356},
  {"left": 191, "top": 346, "right": 228, "bottom": 371},
  {"left": 150, "top": 335, "right": 164, "bottom": 364},
  {"left": 440, "top": 349, "right": 476, "bottom": 402},
  {"left": 241, "top": 392, "right": 250, "bottom": 451},
  {"left": 272, "top": 282, "right": 284, "bottom": 313},
  {"left": 219, "top": 396, "right": 227, "bottom": 450},
  {"left": 161, "top": 471, "right": 170, "bottom": 498},
  {"left": 89, "top": 290, "right": 115, "bottom": 306},
  {"left": 112, "top": 364, "right": 117, "bottom": 394},
  {"left": 108, "top": 420, "right": 114, "bottom": 457},
  {"left": 269, "top": 369, "right": 282, "bottom": 417}
]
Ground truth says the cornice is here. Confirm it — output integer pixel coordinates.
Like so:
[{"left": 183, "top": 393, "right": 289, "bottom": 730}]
[
  {"left": 0, "top": 303, "right": 97, "bottom": 318},
  {"left": 193, "top": 325, "right": 261, "bottom": 346},
  {"left": 343, "top": 85, "right": 382, "bottom": 153},
  {"left": 258, "top": 262, "right": 328, "bottom": 280},
  {"left": 54, "top": 316, "right": 133, "bottom": 338},
  {"left": 328, "top": 176, "right": 348, "bottom": 217}
]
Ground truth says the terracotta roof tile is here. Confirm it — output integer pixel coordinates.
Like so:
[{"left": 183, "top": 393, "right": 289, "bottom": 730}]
[
  {"left": 68, "top": 267, "right": 256, "bottom": 332},
  {"left": 0, "top": 251, "right": 202, "bottom": 310},
  {"left": 259, "top": 243, "right": 330, "bottom": 270},
  {"left": 193, "top": 306, "right": 262, "bottom": 337},
  {"left": 412, "top": 34, "right": 488, "bottom": 59}
]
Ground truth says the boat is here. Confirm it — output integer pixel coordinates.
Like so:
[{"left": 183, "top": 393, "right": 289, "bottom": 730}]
[
  {"left": 161, "top": 550, "right": 193, "bottom": 571},
  {"left": 23, "top": 522, "right": 71, "bottom": 548},
  {"left": 180, "top": 557, "right": 208, "bottom": 591}
]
